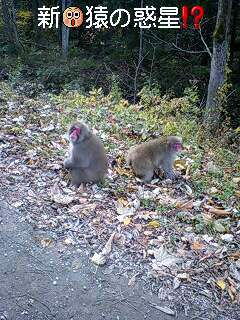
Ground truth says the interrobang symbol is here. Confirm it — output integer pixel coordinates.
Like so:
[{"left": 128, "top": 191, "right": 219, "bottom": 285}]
[
  {"left": 182, "top": 6, "right": 204, "bottom": 29},
  {"left": 191, "top": 6, "right": 204, "bottom": 29}
]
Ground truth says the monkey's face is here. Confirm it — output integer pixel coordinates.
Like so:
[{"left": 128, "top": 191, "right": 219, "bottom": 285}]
[
  {"left": 172, "top": 142, "right": 182, "bottom": 152},
  {"left": 69, "top": 122, "right": 90, "bottom": 144},
  {"left": 70, "top": 126, "right": 81, "bottom": 143},
  {"left": 168, "top": 137, "right": 183, "bottom": 153}
]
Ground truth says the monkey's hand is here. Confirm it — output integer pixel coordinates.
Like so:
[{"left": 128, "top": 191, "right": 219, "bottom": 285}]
[
  {"left": 165, "top": 170, "right": 176, "bottom": 180},
  {"left": 64, "top": 158, "right": 74, "bottom": 169}
]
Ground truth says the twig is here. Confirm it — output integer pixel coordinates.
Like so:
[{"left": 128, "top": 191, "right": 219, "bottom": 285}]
[
  {"left": 198, "top": 28, "right": 212, "bottom": 58},
  {"left": 149, "top": 46, "right": 156, "bottom": 88},
  {"left": 171, "top": 42, "right": 208, "bottom": 54}
]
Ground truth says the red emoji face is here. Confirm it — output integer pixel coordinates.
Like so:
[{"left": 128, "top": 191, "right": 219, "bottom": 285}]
[{"left": 63, "top": 7, "right": 83, "bottom": 28}]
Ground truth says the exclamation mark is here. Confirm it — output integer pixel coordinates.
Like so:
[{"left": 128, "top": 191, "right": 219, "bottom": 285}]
[{"left": 182, "top": 6, "right": 189, "bottom": 29}]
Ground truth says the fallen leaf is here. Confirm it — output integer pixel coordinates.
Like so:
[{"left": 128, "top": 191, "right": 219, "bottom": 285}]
[
  {"left": 123, "top": 217, "right": 131, "bottom": 226},
  {"left": 208, "top": 207, "right": 232, "bottom": 217},
  {"left": 12, "top": 201, "right": 23, "bottom": 208},
  {"left": 176, "top": 273, "right": 189, "bottom": 280},
  {"left": 235, "top": 191, "right": 240, "bottom": 198},
  {"left": 151, "top": 246, "right": 182, "bottom": 270},
  {"left": 101, "top": 232, "right": 116, "bottom": 256},
  {"left": 214, "top": 221, "right": 226, "bottom": 233},
  {"left": 176, "top": 199, "right": 193, "bottom": 210},
  {"left": 117, "top": 198, "right": 129, "bottom": 207},
  {"left": 191, "top": 241, "right": 204, "bottom": 251},
  {"left": 128, "top": 273, "right": 139, "bottom": 286},
  {"left": 151, "top": 304, "right": 175, "bottom": 316},
  {"left": 116, "top": 203, "right": 135, "bottom": 222},
  {"left": 63, "top": 237, "right": 74, "bottom": 245},
  {"left": 216, "top": 278, "right": 226, "bottom": 290},
  {"left": 173, "top": 277, "right": 181, "bottom": 290},
  {"left": 174, "top": 159, "right": 187, "bottom": 170},
  {"left": 50, "top": 183, "right": 74, "bottom": 205},
  {"left": 91, "top": 253, "right": 106, "bottom": 266},
  {"left": 40, "top": 238, "right": 53, "bottom": 247},
  {"left": 233, "top": 177, "right": 240, "bottom": 184},
  {"left": 147, "top": 220, "right": 160, "bottom": 228},
  {"left": 209, "top": 187, "right": 219, "bottom": 194},
  {"left": 221, "top": 234, "right": 233, "bottom": 242},
  {"left": 115, "top": 167, "right": 132, "bottom": 177}
]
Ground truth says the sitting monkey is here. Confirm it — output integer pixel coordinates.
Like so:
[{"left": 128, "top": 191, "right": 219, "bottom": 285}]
[
  {"left": 127, "top": 136, "right": 182, "bottom": 182},
  {"left": 64, "top": 121, "right": 108, "bottom": 186}
]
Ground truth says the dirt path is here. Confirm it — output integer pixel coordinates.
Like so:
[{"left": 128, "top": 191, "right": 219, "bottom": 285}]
[{"left": 0, "top": 200, "right": 189, "bottom": 320}]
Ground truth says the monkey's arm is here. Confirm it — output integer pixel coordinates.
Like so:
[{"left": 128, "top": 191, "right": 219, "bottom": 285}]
[
  {"left": 161, "top": 160, "right": 175, "bottom": 179},
  {"left": 64, "top": 158, "right": 74, "bottom": 169}
]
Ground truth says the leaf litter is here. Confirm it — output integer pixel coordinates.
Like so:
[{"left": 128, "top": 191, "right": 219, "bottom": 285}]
[{"left": 0, "top": 83, "right": 239, "bottom": 318}]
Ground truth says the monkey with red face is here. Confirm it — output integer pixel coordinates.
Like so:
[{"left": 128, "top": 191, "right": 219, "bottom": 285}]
[
  {"left": 64, "top": 121, "right": 108, "bottom": 186},
  {"left": 127, "top": 136, "right": 183, "bottom": 182}
]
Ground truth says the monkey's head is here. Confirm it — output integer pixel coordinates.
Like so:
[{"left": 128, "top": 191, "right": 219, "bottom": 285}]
[
  {"left": 68, "top": 121, "right": 90, "bottom": 144},
  {"left": 167, "top": 136, "right": 183, "bottom": 153}
]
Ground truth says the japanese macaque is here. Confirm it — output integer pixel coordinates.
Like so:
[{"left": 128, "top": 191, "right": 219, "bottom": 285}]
[
  {"left": 127, "top": 136, "right": 182, "bottom": 182},
  {"left": 64, "top": 121, "right": 108, "bottom": 186}
]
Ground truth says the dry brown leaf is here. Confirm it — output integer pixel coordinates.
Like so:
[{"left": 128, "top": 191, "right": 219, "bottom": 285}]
[
  {"left": 208, "top": 207, "right": 232, "bottom": 217},
  {"left": 115, "top": 167, "right": 132, "bottom": 177},
  {"left": 174, "top": 159, "right": 187, "bottom": 171},
  {"left": 235, "top": 191, "right": 240, "bottom": 198},
  {"left": 191, "top": 241, "right": 204, "bottom": 251},
  {"left": 40, "top": 238, "right": 53, "bottom": 248},
  {"left": 176, "top": 199, "right": 193, "bottom": 210},
  {"left": 185, "top": 164, "right": 191, "bottom": 177},
  {"left": 227, "top": 285, "right": 237, "bottom": 301},
  {"left": 117, "top": 198, "right": 129, "bottom": 207}
]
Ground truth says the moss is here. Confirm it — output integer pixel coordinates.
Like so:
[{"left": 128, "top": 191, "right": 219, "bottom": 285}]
[{"left": 213, "top": 21, "right": 225, "bottom": 42}]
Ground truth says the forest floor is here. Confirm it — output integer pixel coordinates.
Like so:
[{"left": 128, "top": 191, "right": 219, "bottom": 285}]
[
  {"left": 0, "top": 80, "right": 239, "bottom": 319},
  {"left": 0, "top": 200, "right": 189, "bottom": 320}
]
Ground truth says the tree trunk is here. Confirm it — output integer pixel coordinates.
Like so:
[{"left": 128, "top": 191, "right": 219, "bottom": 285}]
[
  {"left": 1, "top": 0, "right": 23, "bottom": 52},
  {"left": 230, "top": 0, "right": 240, "bottom": 66},
  {"left": 61, "top": 0, "right": 70, "bottom": 58},
  {"left": 133, "top": 0, "right": 144, "bottom": 104},
  {"left": 204, "top": 0, "right": 232, "bottom": 133},
  {"left": 32, "top": 0, "right": 43, "bottom": 42}
]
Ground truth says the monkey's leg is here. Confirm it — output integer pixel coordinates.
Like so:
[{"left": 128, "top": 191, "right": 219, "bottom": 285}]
[
  {"left": 132, "top": 162, "right": 154, "bottom": 182},
  {"left": 161, "top": 161, "right": 175, "bottom": 179},
  {"left": 142, "top": 170, "right": 154, "bottom": 182},
  {"left": 133, "top": 167, "right": 154, "bottom": 182},
  {"left": 71, "top": 168, "right": 101, "bottom": 186}
]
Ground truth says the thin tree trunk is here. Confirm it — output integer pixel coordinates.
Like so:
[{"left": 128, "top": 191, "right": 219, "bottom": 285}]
[
  {"left": 61, "top": 0, "right": 70, "bottom": 57},
  {"left": 1, "top": 0, "right": 23, "bottom": 52},
  {"left": 133, "top": 0, "right": 144, "bottom": 104},
  {"left": 230, "top": 0, "right": 240, "bottom": 66},
  {"left": 204, "top": 0, "right": 232, "bottom": 133},
  {"left": 32, "top": 0, "right": 43, "bottom": 42}
]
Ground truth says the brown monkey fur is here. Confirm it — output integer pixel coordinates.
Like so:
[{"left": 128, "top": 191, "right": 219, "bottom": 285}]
[
  {"left": 127, "top": 136, "right": 182, "bottom": 182},
  {"left": 64, "top": 121, "right": 108, "bottom": 186}
]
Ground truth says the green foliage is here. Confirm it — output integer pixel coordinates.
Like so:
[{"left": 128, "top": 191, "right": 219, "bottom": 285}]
[{"left": 193, "top": 214, "right": 230, "bottom": 234}]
